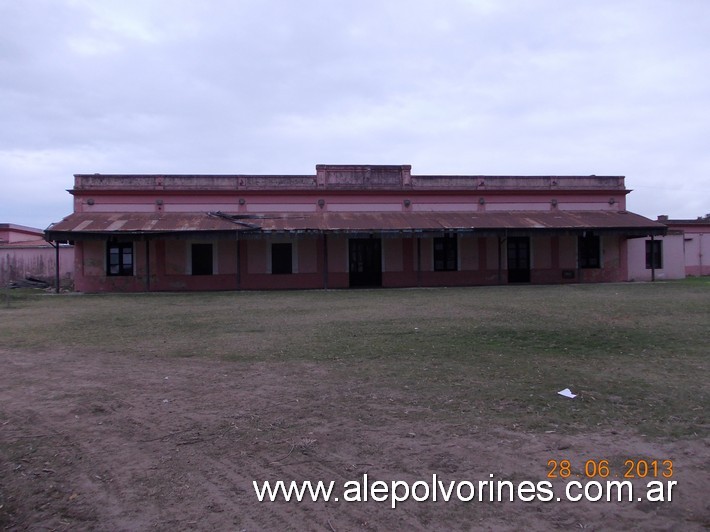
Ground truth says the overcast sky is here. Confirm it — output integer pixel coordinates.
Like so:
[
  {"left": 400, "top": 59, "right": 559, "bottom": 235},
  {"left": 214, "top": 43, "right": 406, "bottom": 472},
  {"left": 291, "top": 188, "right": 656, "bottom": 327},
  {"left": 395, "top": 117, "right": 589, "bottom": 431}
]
[{"left": 1, "top": 0, "right": 709, "bottom": 229}]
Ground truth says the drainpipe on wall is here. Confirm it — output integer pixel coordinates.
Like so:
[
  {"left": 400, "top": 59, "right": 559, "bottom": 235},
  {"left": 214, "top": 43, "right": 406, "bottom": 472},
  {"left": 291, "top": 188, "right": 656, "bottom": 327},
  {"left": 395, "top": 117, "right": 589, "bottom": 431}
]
[{"left": 51, "top": 241, "right": 60, "bottom": 294}]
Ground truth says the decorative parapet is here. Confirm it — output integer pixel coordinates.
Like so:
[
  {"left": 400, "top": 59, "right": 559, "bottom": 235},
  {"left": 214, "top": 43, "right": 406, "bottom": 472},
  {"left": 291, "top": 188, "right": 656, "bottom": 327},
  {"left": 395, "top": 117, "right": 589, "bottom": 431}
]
[
  {"left": 73, "top": 165, "right": 626, "bottom": 192},
  {"left": 315, "top": 164, "right": 413, "bottom": 188}
]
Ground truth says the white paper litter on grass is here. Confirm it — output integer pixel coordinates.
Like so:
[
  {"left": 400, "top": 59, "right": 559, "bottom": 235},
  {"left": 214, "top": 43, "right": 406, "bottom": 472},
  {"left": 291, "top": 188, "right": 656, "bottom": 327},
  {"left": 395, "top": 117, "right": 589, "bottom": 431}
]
[{"left": 558, "top": 388, "right": 577, "bottom": 399}]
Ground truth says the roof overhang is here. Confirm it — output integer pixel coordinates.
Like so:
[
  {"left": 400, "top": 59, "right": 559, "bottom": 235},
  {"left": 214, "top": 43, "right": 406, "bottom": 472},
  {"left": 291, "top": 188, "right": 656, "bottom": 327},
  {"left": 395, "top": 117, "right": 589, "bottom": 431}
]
[{"left": 45, "top": 210, "right": 667, "bottom": 241}]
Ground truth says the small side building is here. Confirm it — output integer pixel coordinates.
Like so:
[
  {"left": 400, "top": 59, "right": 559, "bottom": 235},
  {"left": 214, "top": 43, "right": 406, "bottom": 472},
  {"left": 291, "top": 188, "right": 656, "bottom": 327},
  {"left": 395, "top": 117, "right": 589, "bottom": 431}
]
[
  {"left": 661, "top": 215, "right": 710, "bottom": 278},
  {"left": 44, "top": 165, "right": 667, "bottom": 292},
  {"left": 627, "top": 215, "right": 710, "bottom": 281},
  {"left": 0, "top": 223, "right": 73, "bottom": 288}
]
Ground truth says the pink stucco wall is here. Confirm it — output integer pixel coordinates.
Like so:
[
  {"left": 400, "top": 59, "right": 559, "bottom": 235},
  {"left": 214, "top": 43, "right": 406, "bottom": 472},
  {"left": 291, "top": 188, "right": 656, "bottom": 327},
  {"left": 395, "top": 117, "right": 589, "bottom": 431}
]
[
  {"left": 683, "top": 233, "right": 710, "bottom": 276},
  {"left": 383, "top": 239, "right": 403, "bottom": 272},
  {"left": 0, "top": 224, "right": 74, "bottom": 287},
  {"left": 533, "top": 237, "right": 552, "bottom": 269},
  {"left": 297, "top": 239, "right": 317, "bottom": 274},
  {"left": 165, "top": 241, "right": 186, "bottom": 275},
  {"left": 556, "top": 236, "right": 574, "bottom": 269},
  {"left": 459, "top": 236, "right": 477, "bottom": 270},
  {"left": 627, "top": 235, "right": 686, "bottom": 281},
  {"left": 327, "top": 237, "right": 348, "bottom": 273},
  {"left": 0, "top": 244, "right": 74, "bottom": 286},
  {"left": 675, "top": 226, "right": 710, "bottom": 276},
  {"left": 74, "top": 191, "right": 626, "bottom": 217}
]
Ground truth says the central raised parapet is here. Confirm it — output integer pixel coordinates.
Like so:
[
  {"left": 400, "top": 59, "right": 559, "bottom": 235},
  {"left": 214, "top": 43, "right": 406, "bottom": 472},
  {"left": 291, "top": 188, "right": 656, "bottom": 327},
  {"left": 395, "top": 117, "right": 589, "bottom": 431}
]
[{"left": 315, "top": 164, "right": 412, "bottom": 188}]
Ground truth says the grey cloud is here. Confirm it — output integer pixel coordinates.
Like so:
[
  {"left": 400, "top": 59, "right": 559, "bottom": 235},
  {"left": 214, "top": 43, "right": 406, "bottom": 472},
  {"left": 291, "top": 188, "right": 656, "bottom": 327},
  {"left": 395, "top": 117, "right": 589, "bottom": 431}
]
[{"left": 0, "top": 0, "right": 708, "bottom": 227}]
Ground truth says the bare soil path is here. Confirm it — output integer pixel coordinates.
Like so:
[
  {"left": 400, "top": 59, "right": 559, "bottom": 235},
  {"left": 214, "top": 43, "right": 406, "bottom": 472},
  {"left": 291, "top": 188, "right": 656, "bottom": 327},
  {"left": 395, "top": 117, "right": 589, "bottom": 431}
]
[{"left": 1, "top": 347, "right": 707, "bottom": 531}]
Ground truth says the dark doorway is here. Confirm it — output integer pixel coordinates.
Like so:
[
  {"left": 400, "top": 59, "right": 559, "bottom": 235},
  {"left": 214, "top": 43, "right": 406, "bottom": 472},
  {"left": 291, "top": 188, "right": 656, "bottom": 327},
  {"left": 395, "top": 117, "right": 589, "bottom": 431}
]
[
  {"left": 271, "top": 243, "right": 293, "bottom": 274},
  {"left": 349, "top": 238, "right": 382, "bottom": 287},
  {"left": 507, "top": 237, "right": 530, "bottom": 283},
  {"left": 191, "top": 243, "right": 213, "bottom": 275}
]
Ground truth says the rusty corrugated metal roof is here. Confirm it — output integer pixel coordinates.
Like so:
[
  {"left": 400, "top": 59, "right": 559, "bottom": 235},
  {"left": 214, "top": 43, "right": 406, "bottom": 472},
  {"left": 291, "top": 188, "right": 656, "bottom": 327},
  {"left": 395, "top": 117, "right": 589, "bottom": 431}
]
[
  {"left": 45, "top": 210, "right": 666, "bottom": 240},
  {"left": 46, "top": 212, "right": 240, "bottom": 235},
  {"left": 246, "top": 210, "right": 666, "bottom": 234}
]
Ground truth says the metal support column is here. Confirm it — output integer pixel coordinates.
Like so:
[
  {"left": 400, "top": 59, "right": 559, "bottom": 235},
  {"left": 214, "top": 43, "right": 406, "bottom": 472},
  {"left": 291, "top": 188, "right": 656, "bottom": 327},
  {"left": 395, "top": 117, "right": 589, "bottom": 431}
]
[
  {"left": 322, "top": 233, "right": 329, "bottom": 289},
  {"left": 416, "top": 236, "right": 421, "bottom": 287},
  {"left": 236, "top": 236, "right": 241, "bottom": 289},
  {"left": 497, "top": 236, "right": 503, "bottom": 285},
  {"left": 145, "top": 239, "right": 150, "bottom": 291},
  {"left": 650, "top": 234, "right": 656, "bottom": 282},
  {"left": 53, "top": 241, "right": 60, "bottom": 293}
]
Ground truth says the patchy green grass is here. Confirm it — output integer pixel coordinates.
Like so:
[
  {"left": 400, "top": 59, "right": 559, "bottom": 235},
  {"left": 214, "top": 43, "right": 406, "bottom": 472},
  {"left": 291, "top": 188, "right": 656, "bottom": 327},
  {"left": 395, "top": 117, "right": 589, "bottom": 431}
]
[{"left": 2, "top": 281, "right": 708, "bottom": 439}]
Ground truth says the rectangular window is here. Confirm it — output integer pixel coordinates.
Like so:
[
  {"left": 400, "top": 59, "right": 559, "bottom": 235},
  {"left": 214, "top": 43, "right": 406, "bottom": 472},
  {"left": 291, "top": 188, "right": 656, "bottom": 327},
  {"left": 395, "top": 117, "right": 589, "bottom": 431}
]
[
  {"left": 434, "top": 235, "right": 457, "bottom": 271},
  {"left": 191, "top": 243, "right": 213, "bottom": 275},
  {"left": 107, "top": 242, "right": 133, "bottom": 276},
  {"left": 578, "top": 234, "right": 601, "bottom": 268},
  {"left": 645, "top": 240, "right": 662, "bottom": 269},
  {"left": 271, "top": 243, "right": 293, "bottom": 274}
]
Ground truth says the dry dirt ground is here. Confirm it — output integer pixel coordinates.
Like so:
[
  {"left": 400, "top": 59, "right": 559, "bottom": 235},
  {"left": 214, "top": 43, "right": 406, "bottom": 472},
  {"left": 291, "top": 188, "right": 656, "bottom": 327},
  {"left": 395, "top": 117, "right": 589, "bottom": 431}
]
[{"left": 0, "top": 347, "right": 707, "bottom": 531}]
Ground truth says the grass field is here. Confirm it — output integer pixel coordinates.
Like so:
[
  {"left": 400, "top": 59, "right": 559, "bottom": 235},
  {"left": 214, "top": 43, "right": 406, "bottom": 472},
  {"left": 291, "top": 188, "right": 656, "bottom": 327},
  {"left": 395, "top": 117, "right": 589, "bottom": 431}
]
[
  {"left": 1, "top": 280, "right": 708, "bottom": 530},
  {"left": 3, "top": 281, "right": 708, "bottom": 438}
]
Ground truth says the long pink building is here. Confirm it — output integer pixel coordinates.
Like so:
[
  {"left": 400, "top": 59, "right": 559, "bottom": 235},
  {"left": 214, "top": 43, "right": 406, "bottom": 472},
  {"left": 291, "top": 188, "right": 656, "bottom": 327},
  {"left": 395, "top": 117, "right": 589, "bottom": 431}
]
[{"left": 45, "top": 164, "right": 667, "bottom": 292}]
